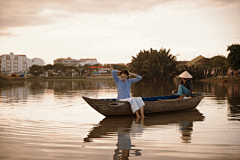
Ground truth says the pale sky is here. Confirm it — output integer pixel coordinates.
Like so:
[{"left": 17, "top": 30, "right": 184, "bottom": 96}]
[{"left": 0, "top": 0, "right": 240, "bottom": 64}]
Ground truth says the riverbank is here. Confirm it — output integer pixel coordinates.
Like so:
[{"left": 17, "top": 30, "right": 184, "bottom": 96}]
[
  {"left": 200, "top": 75, "right": 240, "bottom": 83},
  {"left": 2, "top": 75, "right": 240, "bottom": 83},
  {"left": 0, "top": 76, "right": 115, "bottom": 88},
  {"left": 0, "top": 75, "right": 115, "bottom": 81}
]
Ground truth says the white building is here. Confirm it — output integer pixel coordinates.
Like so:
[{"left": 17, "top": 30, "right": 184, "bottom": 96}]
[
  {"left": 27, "top": 57, "right": 44, "bottom": 68},
  {"left": 54, "top": 57, "right": 76, "bottom": 66},
  {"left": 78, "top": 58, "right": 100, "bottom": 66},
  {"left": 0, "top": 52, "right": 44, "bottom": 73},
  {"left": 54, "top": 57, "right": 100, "bottom": 66}
]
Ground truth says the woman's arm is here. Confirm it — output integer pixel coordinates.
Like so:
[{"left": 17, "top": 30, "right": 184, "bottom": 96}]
[
  {"left": 174, "top": 80, "right": 182, "bottom": 93},
  {"left": 129, "top": 72, "right": 142, "bottom": 84},
  {"left": 112, "top": 70, "right": 120, "bottom": 83}
]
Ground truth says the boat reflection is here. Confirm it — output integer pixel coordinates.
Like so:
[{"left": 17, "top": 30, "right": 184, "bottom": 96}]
[{"left": 84, "top": 109, "right": 205, "bottom": 159}]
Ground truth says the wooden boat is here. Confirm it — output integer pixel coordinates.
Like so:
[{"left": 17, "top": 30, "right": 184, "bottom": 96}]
[{"left": 82, "top": 92, "right": 205, "bottom": 116}]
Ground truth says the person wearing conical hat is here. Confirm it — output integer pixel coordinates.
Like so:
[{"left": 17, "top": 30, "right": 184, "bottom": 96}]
[{"left": 172, "top": 71, "right": 193, "bottom": 99}]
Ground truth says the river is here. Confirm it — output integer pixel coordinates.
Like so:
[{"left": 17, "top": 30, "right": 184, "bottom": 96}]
[{"left": 0, "top": 79, "right": 239, "bottom": 160}]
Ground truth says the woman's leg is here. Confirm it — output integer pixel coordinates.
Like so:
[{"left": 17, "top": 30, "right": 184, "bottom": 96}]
[
  {"left": 177, "top": 85, "right": 189, "bottom": 99},
  {"left": 135, "top": 110, "right": 140, "bottom": 118},
  {"left": 136, "top": 97, "right": 145, "bottom": 118},
  {"left": 127, "top": 97, "right": 145, "bottom": 118},
  {"left": 139, "top": 105, "right": 145, "bottom": 118}
]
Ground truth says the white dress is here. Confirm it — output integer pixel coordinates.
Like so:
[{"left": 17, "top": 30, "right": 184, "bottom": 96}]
[{"left": 119, "top": 97, "right": 145, "bottom": 113}]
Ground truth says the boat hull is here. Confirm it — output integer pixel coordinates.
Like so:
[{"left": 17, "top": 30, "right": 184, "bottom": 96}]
[{"left": 82, "top": 93, "right": 205, "bottom": 116}]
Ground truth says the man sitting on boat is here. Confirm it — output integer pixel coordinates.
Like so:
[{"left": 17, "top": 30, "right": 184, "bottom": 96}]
[
  {"left": 112, "top": 69, "right": 145, "bottom": 118},
  {"left": 172, "top": 71, "right": 193, "bottom": 99}
]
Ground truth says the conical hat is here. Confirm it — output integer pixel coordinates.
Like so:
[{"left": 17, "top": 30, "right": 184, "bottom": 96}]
[{"left": 178, "top": 71, "right": 193, "bottom": 78}]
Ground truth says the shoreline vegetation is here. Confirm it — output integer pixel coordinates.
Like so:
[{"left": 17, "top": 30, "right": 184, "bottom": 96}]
[
  {"left": 0, "top": 76, "right": 113, "bottom": 88},
  {"left": 2, "top": 45, "right": 239, "bottom": 83},
  {"left": 1, "top": 75, "right": 240, "bottom": 81},
  {"left": 0, "top": 75, "right": 240, "bottom": 89}
]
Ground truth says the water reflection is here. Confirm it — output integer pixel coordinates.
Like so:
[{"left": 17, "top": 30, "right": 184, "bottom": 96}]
[
  {"left": 1, "top": 80, "right": 240, "bottom": 159},
  {"left": 0, "top": 80, "right": 239, "bottom": 120},
  {"left": 201, "top": 82, "right": 240, "bottom": 121},
  {"left": 84, "top": 109, "right": 204, "bottom": 159},
  {"left": 179, "top": 121, "right": 193, "bottom": 143},
  {"left": 114, "top": 118, "right": 143, "bottom": 160},
  {"left": 44, "top": 80, "right": 116, "bottom": 92}
]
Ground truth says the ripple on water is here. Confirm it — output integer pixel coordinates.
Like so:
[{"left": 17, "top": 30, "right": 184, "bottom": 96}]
[{"left": 1, "top": 81, "right": 240, "bottom": 160}]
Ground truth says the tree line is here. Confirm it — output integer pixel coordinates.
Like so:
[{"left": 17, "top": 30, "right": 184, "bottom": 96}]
[
  {"left": 127, "top": 44, "right": 240, "bottom": 80},
  {"left": 29, "top": 63, "right": 89, "bottom": 76},
  {"left": 29, "top": 63, "right": 127, "bottom": 76},
  {"left": 29, "top": 44, "right": 240, "bottom": 80}
]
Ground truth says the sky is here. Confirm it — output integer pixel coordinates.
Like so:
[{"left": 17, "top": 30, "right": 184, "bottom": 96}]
[{"left": 0, "top": 0, "right": 240, "bottom": 65}]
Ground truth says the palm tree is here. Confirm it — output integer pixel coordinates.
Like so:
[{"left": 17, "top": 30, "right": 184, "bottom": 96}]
[
  {"left": 128, "top": 49, "right": 150, "bottom": 76},
  {"left": 129, "top": 48, "right": 177, "bottom": 81},
  {"left": 143, "top": 48, "right": 177, "bottom": 81}
]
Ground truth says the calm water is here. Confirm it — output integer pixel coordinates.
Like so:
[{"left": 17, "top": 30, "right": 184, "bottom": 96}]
[{"left": 0, "top": 79, "right": 240, "bottom": 160}]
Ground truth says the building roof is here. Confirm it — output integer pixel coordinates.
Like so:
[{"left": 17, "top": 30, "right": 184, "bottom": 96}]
[
  {"left": 80, "top": 58, "right": 97, "bottom": 60},
  {"left": 55, "top": 58, "right": 74, "bottom": 60},
  {"left": 32, "top": 58, "right": 44, "bottom": 60},
  {"left": 187, "top": 55, "right": 205, "bottom": 65}
]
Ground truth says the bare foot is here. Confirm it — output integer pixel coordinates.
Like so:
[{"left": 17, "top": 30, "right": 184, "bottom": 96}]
[
  {"left": 135, "top": 116, "right": 140, "bottom": 122},
  {"left": 177, "top": 96, "right": 183, "bottom": 99},
  {"left": 141, "top": 115, "right": 145, "bottom": 118},
  {"left": 135, "top": 111, "right": 141, "bottom": 118}
]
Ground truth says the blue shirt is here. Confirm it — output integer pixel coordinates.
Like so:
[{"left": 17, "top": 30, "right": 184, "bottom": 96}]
[{"left": 112, "top": 70, "right": 142, "bottom": 100}]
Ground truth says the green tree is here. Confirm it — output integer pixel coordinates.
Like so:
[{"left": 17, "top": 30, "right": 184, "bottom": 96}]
[
  {"left": 111, "top": 64, "right": 127, "bottom": 71},
  {"left": 29, "top": 65, "right": 43, "bottom": 76},
  {"left": 128, "top": 49, "right": 150, "bottom": 76},
  {"left": 76, "top": 65, "right": 84, "bottom": 76},
  {"left": 54, "top": 63, "right": 65, "bottom": 75},
  {"left": 227, "top": 44, "right": 240, "bottom": 70},
  {"left": 210, "top": 55, "right": 227, "bottom": 75},
  {"left": 143, "top": 48, "right": 177, "bottom": 81},
  {"left": 43, "top": 64, "right": 54, "bottom": 71},
  {"left": 82, "top": 64, "right": 92, "bottom": 76},
  {"left": 129, "top": 48, "right": 177, "bottom": 81},
  {"left": 66, "top": 65, "right": 79, "bottom": 76}
]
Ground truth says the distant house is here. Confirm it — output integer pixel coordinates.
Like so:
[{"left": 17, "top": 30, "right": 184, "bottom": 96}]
[
  {"left": 0, "top": 52, "right": 44, "bottom": 74},
  {"left": 186, "top": 55, "right": 209, "bottom": 66},
  {"left": 28, "top": 58, "right": 44, "bottom": 67},
  {"left": 78, "top": 58, "right": 100, "bottom": 66},
  {"left": 107, "top": 63, "right": 126, "bottom": 66},
  {"left": 53, "top": 57, "right": 100, "bottom": 66}
]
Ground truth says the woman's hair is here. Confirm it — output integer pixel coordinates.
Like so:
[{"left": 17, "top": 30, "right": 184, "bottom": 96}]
[{"left": 120, "top": 69, "right": 129, "bottom": 79}]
